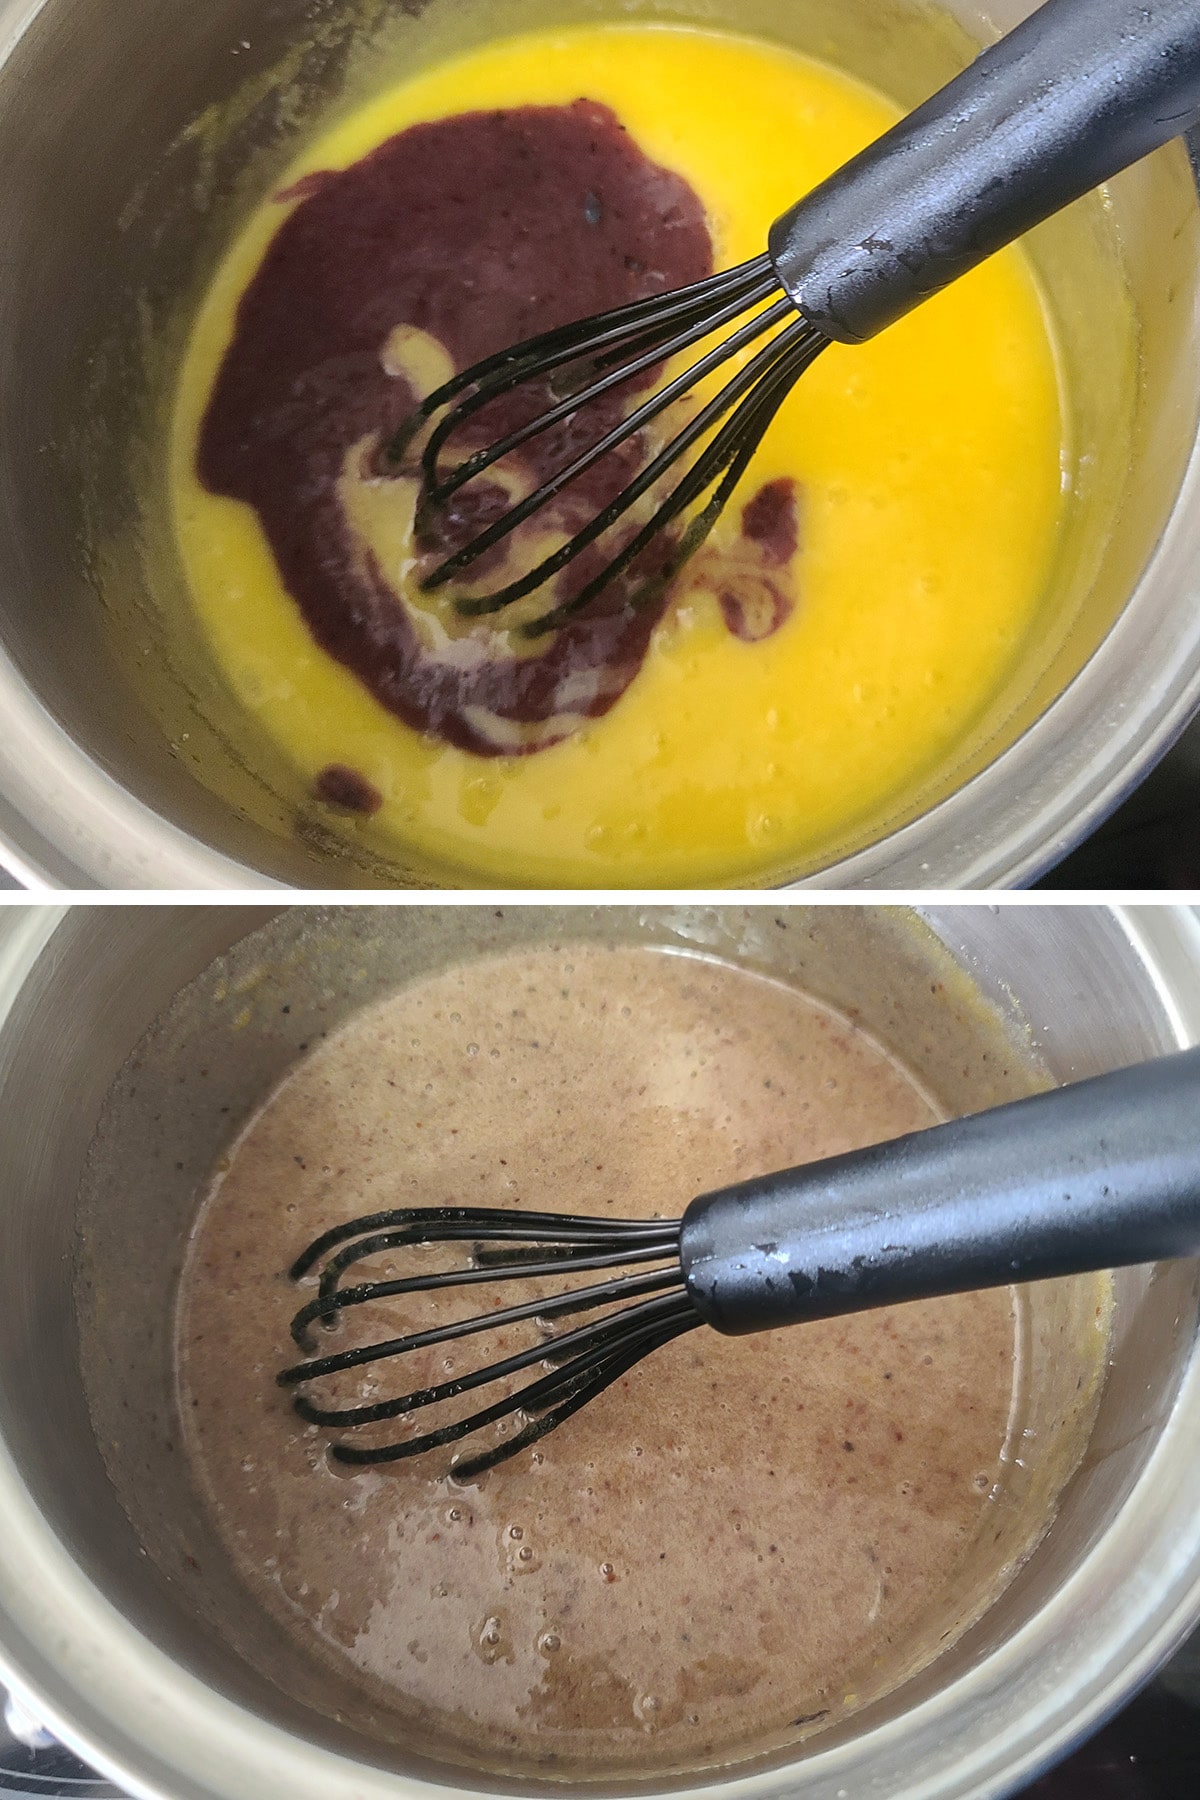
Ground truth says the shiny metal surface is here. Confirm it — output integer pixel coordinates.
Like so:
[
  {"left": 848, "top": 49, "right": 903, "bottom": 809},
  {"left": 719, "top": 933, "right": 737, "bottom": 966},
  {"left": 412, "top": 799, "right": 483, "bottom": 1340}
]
[
  {"left": 0, "top": 905, "right": 1196, "bottom": 1800},
  {"left": 0, "top": 0, "right": 1196, "bottom": 887}
]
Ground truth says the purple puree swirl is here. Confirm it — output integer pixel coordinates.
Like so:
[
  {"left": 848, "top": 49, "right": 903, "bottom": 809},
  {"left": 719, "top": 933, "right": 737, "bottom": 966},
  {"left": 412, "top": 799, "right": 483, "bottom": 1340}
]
[{"left": 198, "top": 102, "right": 799, "bottom": 759}]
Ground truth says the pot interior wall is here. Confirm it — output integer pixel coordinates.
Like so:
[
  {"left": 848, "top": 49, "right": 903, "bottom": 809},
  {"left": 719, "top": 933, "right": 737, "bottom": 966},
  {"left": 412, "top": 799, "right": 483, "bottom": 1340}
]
[
  {"left": 0, "top": 906, "right": 1194, "bottom": 1790},
  {"left": 0, "top": 0, "right": 1195, "bottom": 884}
]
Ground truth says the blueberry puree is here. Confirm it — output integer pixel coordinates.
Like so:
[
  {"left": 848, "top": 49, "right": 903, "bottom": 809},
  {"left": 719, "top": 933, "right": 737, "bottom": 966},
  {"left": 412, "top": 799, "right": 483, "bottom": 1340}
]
[
  {"left": 313, "top": 763, "right": 384, "bottom": 815},
  {"left": 198, "top": 103, "right": 800, "bottom": 757},
  {"left": 715, "top": 478, "right": 799, "bottom": 642}
]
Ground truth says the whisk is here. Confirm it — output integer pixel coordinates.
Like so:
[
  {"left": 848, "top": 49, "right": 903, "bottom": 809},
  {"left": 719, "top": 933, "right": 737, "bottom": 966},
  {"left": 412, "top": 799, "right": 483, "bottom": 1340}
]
[
  {"left": 388, "top": 0, "right": 1200, "bottom": 633},
  {"left": 279, "top": 1044, "right": 1200, "bottom": 1477}
]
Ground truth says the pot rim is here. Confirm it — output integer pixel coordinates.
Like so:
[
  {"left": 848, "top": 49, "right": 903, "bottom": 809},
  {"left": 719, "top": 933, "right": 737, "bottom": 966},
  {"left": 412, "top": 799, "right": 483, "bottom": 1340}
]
[{"left": 0, "top": 904, "right": 1197, "bottom": 1800}]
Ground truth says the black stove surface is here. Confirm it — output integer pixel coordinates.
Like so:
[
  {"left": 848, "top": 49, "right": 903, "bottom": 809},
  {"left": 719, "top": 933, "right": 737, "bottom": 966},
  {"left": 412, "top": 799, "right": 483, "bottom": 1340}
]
[
  {"left": 0, "top": 1736, "right": 118, "bottom": 1798},
  {"left": 1023, "top": 1625, "right": 1200, "bottom": 1800}
]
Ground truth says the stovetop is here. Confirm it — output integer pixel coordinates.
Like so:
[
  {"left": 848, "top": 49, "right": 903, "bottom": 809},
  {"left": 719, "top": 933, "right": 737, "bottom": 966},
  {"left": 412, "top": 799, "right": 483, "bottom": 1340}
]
[
  {"left": 1022, "top": 1623, "right": 1200, "bottom": 1800},
  {"left": 4, "top": 1622, "right": 1197, "bottom": 1799},
  {"left": 0, "top": 1732, "right": 118, "bottom": 1798}
]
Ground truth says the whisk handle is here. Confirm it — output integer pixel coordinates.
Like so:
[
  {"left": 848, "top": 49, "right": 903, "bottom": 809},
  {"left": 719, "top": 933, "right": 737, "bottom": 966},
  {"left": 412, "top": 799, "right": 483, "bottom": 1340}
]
[
  {"left": 679, "top": 1046, "right": 1200, "bottom": 1336},
  {"left": 769, "top": 0, "right": 1200, "bottom": 344}
]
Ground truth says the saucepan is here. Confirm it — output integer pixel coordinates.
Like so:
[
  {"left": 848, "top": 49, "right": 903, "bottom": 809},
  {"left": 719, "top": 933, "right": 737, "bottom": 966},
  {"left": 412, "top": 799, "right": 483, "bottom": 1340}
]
[
  {"left": 0, "top": 0, "right": 1197, "bottom": 886},
  {"left": 0, "top": 901, "right": 1196, "bottom": 1799}
]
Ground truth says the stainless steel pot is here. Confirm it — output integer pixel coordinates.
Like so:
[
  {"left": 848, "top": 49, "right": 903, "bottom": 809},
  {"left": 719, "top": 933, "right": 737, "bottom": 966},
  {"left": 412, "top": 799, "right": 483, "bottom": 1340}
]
[
  {"left": 0, "top": 0, "right": 1198, "bottom": 889},
  {"left": 0, "top": 902, "right": 1197, "bottom": 1800}
]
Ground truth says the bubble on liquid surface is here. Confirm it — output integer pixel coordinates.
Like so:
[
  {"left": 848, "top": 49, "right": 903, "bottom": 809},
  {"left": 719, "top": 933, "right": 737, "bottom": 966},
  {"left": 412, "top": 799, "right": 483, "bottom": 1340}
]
[
  {"left": 634, "top": 1693, "right": 661, "bottom": 1727},
  {"left": 476, "top": 1615, "right": 511, "bottom": 1665}
]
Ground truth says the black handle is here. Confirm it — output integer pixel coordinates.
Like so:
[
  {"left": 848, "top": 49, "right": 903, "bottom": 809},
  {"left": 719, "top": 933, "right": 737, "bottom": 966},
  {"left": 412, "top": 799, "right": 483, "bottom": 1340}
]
[
  {"left": 679, "top": 1045, "right": 1200, "bottom": 1336},
  {"left": 769, "top": 0, "right": 1200, "bottom": 343}
]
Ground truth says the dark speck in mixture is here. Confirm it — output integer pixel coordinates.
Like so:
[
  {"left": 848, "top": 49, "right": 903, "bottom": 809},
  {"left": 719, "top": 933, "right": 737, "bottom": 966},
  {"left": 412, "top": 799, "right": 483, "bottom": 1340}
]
[{"left": 313, "top": 764, "right": 383, "bottom": 816}]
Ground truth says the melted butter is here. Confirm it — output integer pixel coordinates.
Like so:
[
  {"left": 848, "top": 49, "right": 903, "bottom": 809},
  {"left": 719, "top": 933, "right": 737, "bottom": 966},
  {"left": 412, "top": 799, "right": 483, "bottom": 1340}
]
[{"left": 171, "top": 24, "right": 1064, "bottom": 885}]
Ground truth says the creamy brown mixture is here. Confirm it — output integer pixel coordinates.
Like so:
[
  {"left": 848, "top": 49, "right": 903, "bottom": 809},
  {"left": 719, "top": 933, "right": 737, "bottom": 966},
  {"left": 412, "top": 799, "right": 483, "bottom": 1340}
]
[{"left": 176, "top": 944, "right": 1058, "bottom": 1777}]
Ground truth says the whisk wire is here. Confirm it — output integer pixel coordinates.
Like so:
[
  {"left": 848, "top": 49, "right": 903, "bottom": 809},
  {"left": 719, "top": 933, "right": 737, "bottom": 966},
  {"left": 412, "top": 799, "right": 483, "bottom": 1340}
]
[
  {"left": 315, "top": 1222, "right": 677, "bottom": 1300},
  {"left": 426, "top": 1304, "right": 700, "bottom": 1481},
  {"left": 288, "top": 1288, "right": 694, "bottom": 1433},
  {"left": 451, "top": 314, "right": 822, "bottom": 628},
  {"left": 280, "top": 1205, "right": 701, "bottom": 1472},
  {"left": 286, "top": 1263, "right": 687, "bottom": 1379},
  {"left": 516, "top": 320, "right": 827, "bottom": 635},
  {"left": 423, "top": 292, "right": 798, "bottom": 597},
  {"left": 420, "top": 281, "right": 790, "bottom": 514},
  {"left": 385, "top": 241, "right": 830, "bottom": 622},
  {"left": 322, "top": 1294, "right": 700, "bottom": 1474},
  {"left": 289, "top": 1237, "right": 681, "bottom": 1349},
  {"left": 289, "top": 1204, "right": 675, "bottom": 1279},
  {"left": 386, "top": 252, "right": 776, "bottom": 467}
]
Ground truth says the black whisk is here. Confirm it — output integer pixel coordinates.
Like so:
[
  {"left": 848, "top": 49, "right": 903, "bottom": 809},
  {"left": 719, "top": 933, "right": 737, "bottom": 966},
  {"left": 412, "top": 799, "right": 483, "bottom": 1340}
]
[
  {"left": 388, "top": 0, "right": 1200, "bottom": 633},
  {"left": 279, "top": 1048, "right": 1200, "bottom": 1478},
  {"left": 391, "top": 262, "right": 826, "bottom": 635},
  {"left": 279, "top": 1208, "right": 699, "bottom": 1478}
]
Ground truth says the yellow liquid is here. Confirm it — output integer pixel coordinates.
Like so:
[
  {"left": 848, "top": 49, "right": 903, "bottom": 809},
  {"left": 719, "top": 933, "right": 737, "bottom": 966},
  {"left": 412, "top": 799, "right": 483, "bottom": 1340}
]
[{"left": 171, "top": 23, "right": 1065, "bottom": 887}]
